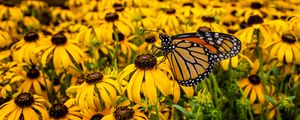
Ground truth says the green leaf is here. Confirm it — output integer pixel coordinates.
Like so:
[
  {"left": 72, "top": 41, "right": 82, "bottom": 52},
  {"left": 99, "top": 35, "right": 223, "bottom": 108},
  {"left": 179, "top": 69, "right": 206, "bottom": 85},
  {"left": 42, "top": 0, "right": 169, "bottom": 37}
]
[
  {"left": 172, "top": 104, "right": 192, "bottom": 117},
  {"left": 97, "top": 57, "right": 108, "bottom": 67},
  {"left": 265, "top": 94, "right": 276, "bottom": 106}
]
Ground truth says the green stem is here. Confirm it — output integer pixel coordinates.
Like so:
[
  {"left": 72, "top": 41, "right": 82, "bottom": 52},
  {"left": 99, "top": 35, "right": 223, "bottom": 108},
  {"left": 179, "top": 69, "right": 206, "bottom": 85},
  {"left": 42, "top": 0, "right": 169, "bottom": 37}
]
[
  {"left": 255, "top": 29, "right": 263, "bottom": 78},
  {"left": 41, "top": 68, "right": 51, "bottom": 103},
  {"left": 112, "top": 29, "right": 120, "bottom": 69},
  {"left": 94, "top": 83, "right": 103, "bottom": 110},
  {"left": 248, "top": 105, "right": 254, "bottom": 120}
]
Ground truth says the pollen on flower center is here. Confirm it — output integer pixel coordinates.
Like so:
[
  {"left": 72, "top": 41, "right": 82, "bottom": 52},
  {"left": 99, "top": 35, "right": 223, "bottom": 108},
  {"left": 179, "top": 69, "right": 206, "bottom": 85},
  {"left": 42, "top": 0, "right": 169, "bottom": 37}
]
[
  {"left": 145, "top": 35, "right": 156, "bottom": 43},
  {"left": 113, "top": 106, "right": 134, "bottom": 120},
  {"left": 113, "top": 3, "right": 125, "bottom": 12},
  {"left": 134, "top": 54, "right": 157, "bottom": 70},
  {"left": 197, "top": 26, "right": 212, "bottom": 33},
  {"left": 49, "top": 103, "right": 69, "bottom": 119},
  {"left": 14, "top": 93, "right": 35, "bottom": 107},
  {"left": 24, "top": 32, "right": 39, "bottom": 42},
  {"left": 112, "top": 32, "right": 125, "bottom": 41},
  {"left": 90, "top": 113, "right": 104, "bottom": 120},
  {"left": 201, "top": 16, "right": 215, "bottom": 23},
  {"left": 247, "top": 15, "right": 263, "bottom": 26},
  {"left": 282, "top": 34, "right": 296, "bottom": 44},
  {"left": 250, "top": 2, "right": 263, "bottom": 9},
  {"left": 26, "top": 67, "right": 40, "bottom": 79},
  {"left": 105, "top": 12, "right": 119, "bottom": 22},
  {"left": 165, "top": 8, "right": 176, "bottom": 14},
  {"left": 51, "top": 33, "right": 67, "bottom": 45},
  {"left": 183, "top": 2, "right": 194, "bottom": 7},
  {"left": 85, "top": 72, "right": 103, "bottom": 84},
  {"left": 248, "top": 75, "right": 261, "bottom": 85}
]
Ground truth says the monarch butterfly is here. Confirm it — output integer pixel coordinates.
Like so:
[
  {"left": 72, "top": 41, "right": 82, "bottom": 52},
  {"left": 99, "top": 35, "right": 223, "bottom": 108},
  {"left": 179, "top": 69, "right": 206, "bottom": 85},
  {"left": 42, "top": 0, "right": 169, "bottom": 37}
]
[{"left": 159, "top": 28, "right": 241, "bottom": 86}]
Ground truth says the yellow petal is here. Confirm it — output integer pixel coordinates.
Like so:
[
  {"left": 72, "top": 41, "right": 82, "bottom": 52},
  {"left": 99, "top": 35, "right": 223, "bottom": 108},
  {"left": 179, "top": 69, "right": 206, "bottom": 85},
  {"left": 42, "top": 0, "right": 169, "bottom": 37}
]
[
  {"left": 152, "top": 70, "right": 171, "bottom": 96},
  {"left": 171, "top": 81, "right": 180, "bottom": 103},
  {"left": 145, "top": 70, "right": 157, "bottom": 105},
  {"left": 41, "top": 46, "right": 55, "bottom": 67},
  {"left": 284, "top": 45, "right": 293, "bottom": 63},
  {"left": 291, "top": 44, "right": 300, "bottom": 64},
  {"left": 132, "top": 70, "right": 144, "bottom": 103},
  {"left": 250, "top": 87, "right": 257, "bottom": 104},
  {"left": 243, "top": 84, "right": 252, "bottom": 98},
  {"left": 238, "top": 78, "right": 250, "bottom": 88},
  {"left": 255, "top": 85, "right": 265, "bottom": 103},
  {"left": 86, "top": 86, "right": 96, "bottom": 110},
  {"left": 221, "top": 59, "right": 230, "bottom": 70},
  {"left": 32, "top": 104, "right": 49, "bottom": 120},
  {"left": 33, "top": 80, "right": 42, "bottom": 95},
  {"left": 278, "top": 43, "right": 287, "bottom": 62}
]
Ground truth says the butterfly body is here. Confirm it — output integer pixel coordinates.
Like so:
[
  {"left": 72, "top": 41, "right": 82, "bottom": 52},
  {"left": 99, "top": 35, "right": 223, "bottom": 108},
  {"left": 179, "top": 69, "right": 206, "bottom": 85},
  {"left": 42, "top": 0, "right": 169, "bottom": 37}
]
[{"left": 159, "top": 31, "right": 241, "bottom": 86}]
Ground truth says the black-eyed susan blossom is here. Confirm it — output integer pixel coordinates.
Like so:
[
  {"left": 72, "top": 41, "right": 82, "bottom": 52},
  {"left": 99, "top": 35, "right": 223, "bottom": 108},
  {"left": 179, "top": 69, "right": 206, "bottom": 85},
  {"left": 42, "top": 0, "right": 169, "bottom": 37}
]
[
  {"left": 95, "top": 12, "right": 134, "bottom": 42},
  {"left": 0, "top": 3, "right": 23, "bottom": 21},
  {"left": 194, "top": 16, "right": 228, "bottom": 33},
  {"left": 49, "top": 98, "right": 82, "bottom": 120},
  {"left": 17, "top": 65, "right": 51, "bottom": 96},
  {"left": 268, "top": 33, "right": 300, "bottom": 64},
  {"left": 119, "top": 54, "right": 172, "bottom": 105},
  {"left": 238, "top": 60, "right": 271, "bottom": 104},
  {"left": 137, "top": 33, "right": 161, "bottom": 53},
  {"left": 66, "top": 72, "right": 120, "bottom": 110},
  {"left": 11, "top": 31, "right": 46, "bottom": 64},
  {"left": 102, "top": 105, "right": 148, "bottom": 120},
  {"left": 34, "top": 32, "right": 85, "bottom": 71},
  {"left": 0, "top": 92, "right": 50, "bottom": 120},
  {"left": 157, "top": 8, "right": 184, "bottom": 34},
  {"left": 50, "top": 6, "right": 77, "bottom": 23}
]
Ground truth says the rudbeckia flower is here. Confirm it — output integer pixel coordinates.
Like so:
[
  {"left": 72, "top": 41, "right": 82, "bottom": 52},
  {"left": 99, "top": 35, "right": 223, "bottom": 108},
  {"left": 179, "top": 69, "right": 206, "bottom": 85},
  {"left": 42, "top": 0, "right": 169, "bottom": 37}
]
[
  {"left": 288, "top": 15, "right": 300, "bottom": 39},
  {"left": 176, "top": 2, "right": 203, "bottom": 19},
  {"left": 11, "top": 31, "right": 46, "bottom": 64},
  {"left": 170, "top": 80, "right": 194, "bottom": 103},
  {"left": 0, "top": 62, "right": 24, "bottom": 99},
  {"left": 194, "top": 16, "right": 228, "bottom": 33},
  {"left": 235, "top": 0, "right": 274, "bottom": 20},
  {"left": 102, "top": 105, "right": 148, "bottom": 120},
  {"left": 138, "top": 33, "right": 161, "bottom": 53},
  {"left": 238, "top": 60, "right": 270, "bottom": 104},
  {"left": 20, "top": 0, "right": 48, "bottom": 13},
  {"left": 49, "top": 98, "right": 82, "bottom": 120},
  {"left": 119, "top": 54, "right": 172, "bottom": 105},
  {"left": 0, "top": 30, "right": 12, "bottom": 48},
  {"left": 0, "top": 20, "right": 17, "bottom": 36},
  {"left": 66, "top": 72, "right": 120, "bottom": 110},
  {"left": 157, "top": 8, "right": 184, "bottom": 34},
  {"left": 234, "top": 15, "right": 273, "bottom": 47},
  {"left": 268, "top": 33, "right": 300, "bottom": 64},
  {"left": 18, "top": 65, "right": 51, "bottom": 96},
  {"left": 50, "top": 6, "right": 77, "bottom": 24},
  {"left": 94, "top": 12, "right": 134, "bottom": 42},
  {"left": 0, "top": 92, "right": 51, "bottom": 120},
  {"left": 34, "top": 32, "right": 85, "bottom": 71},
  {"left": 0, "top": 3, "right": 23, "bottom": 21},
  {"left": 115, "top": 32, "right": 138, "bottom": 59}
]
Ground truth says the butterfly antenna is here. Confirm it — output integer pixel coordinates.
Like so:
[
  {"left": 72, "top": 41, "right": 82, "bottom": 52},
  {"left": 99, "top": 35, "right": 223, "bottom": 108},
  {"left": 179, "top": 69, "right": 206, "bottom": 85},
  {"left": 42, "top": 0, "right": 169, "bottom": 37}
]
[{"left": 155, "top": 56, "right": 167, "bottom": 68}]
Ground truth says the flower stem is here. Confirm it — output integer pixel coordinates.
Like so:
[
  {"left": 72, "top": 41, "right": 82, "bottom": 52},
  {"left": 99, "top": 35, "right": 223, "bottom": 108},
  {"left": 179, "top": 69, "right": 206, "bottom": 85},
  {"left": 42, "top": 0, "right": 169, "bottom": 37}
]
[{"left": 41, "top": 67, "right": 51, "bottom": 103}]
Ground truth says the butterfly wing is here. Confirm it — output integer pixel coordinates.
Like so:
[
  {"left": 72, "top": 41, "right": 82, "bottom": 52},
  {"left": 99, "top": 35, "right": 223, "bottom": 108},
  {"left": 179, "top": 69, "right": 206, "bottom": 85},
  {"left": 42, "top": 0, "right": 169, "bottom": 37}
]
[
  {"left": 166, "top": 39, "right": 215, "bottom": 86},
  {"left": 172, "top": 32, "right": 241, "bottom": 61}
]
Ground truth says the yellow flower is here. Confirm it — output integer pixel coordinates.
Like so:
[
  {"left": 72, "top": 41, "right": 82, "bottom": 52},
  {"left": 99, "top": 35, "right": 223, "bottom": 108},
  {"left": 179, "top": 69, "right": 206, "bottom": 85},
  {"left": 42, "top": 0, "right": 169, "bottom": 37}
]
[
  {"left": 138, "top": 33, "right": 161, "bottom": 54},
  {"left": 0, "top": 30, "right": 12, "bottom": 48},
  {"left": 20, "top": 0, "right": 48, "bottom": 12},
  {"left": 195, "top": 88, "right": 212, "bottom": 105},
  {"left": 117, "top": 33, "right": 138, "bottom": 59},
  {"left": 268, "top": 33, "right": 300, "bottom": 64},
  {"left": 67, "top": 72, "right": 120, "bottom": 110},
  {"left": 0, "top": 50, "right": 10, "bottom": 61},
  {"left": 234, "top": 15, "right": 273, "bottom": 47},
  {"left": 0, "top": 3, "right": 23, "bottom": 21},
  {"left": 288, "top": 15, "right": 300, "bottom": 39},
  {"left": 194, "top": 16, "right": 228, "bottom": 33},
  {"left": 235, "top": 0, "right": 275, "bottom": 20},
  {"left": 0, "top": 20, "right": 17, "bottom": 36},
  {"left": 34, "top": 32, "right": 85, "bottom": 71},
  {"left": 18, "top": 65, "right": 51, "bottom": 96},
  {"left": 119, "top": 54, "right": 172, "bottom": 105},
  {"left": 49, "top": 98, "right": 82, "bottom": 120},
  {"left": 81, "top": 96, "right": 131, "bottom": 120},
  {"left": 11, "top": 32, "right": 46, "bottom": 64},
  {"left": 50, "top": 6, "right": 77, "bottom": 23},
  {"left": 170, "top": 80, "right": 194, "bottom": 103},
  {"left": 94, "top": 12, "right": 134, "bottom": 42},
  {"left": 176, "top": 2, "right": 203, "bottom": 19},
  {"left": 0, "top": 62, "right": 24, "bottom": 99},
  {"left": 157, "top": 8, "right": 184, "bottom": 34},
  {"left": 102, "top": 105, "right": 148, "bottom": 120},
  {"left": 0, "top": 92, "right": 50, "bottom": 120}
]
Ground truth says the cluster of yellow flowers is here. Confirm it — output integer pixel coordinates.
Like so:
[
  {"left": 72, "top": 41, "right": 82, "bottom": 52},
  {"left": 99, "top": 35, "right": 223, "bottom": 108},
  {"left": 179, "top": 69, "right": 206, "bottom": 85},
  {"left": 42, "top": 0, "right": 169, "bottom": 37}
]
[{"left": 0, "top": 0, "right": 299, "bottom": 119}]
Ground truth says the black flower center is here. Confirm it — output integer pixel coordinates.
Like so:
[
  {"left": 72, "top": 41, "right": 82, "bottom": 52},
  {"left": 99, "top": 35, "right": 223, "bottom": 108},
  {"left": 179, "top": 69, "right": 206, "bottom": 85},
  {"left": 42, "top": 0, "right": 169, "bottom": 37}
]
[
  {"left": 248, "top": 75, "right": 261, "bottom": 85},
  {"left": 113, "top": 3, "right": 125, "bottom": 12},
  {"left": 134, "top": 54, "right": 157, "bottom": 70},
  {"left": 165, "top": 8, "right": 176, "bottom": 14},
  {"left": 85, "top": 72, "right": 103, "bottom": 84},
  {"left": 49, "top": 103, "right": 69, "bottom": 119},
  {"left": 90, "top": 113, "right": 104, "bottom": 120},
  {"left": 26, "top": 67, "right": 40, "bottom": 79},
  {"left": 24, "top": 32, "right": 39, "bottom": 42},
  {"left": 113, "top": 106, "right": 134, "bottom": 120},
  {"left": 145, "top": 35, "right": 156, "bottom": 43},
  {"left": 112, "top": 32, "right": 125, "bottom": 41},
  {"left": 183, "top": 2, "right": 194, "bottom": 7},
  {"left": 240, "top": 21, "right": 247, "bottom": 29},
  {"left": 51, "top": 33, "right": 67, "bottom": 45},
  {"left": 231, "top": 10, "right": 237, "bottom": 16},
  {"left": 14, "top": 93, "right": 35, "bottom": 107},
  {"left": 282, "top": 34, "right": 296, "bottom": 44},
  {"left": 105, "top": 12, "right": 119, "bottom": 22},
  {"left": 247, "top": 15, "right": 263, "bottom": 26},
  {"left": 251, "top": 2, "right": 263, "bottom": 9},
  {"left": 201, "top": 16, "right": 215, "bottom": 23}
]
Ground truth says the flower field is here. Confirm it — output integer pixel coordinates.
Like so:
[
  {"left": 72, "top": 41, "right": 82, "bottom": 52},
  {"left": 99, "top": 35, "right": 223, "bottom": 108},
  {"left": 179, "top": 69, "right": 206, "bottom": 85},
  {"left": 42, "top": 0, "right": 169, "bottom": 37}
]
[{"left": 0, "top": 0, "right": 299, "bottom": 119}]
